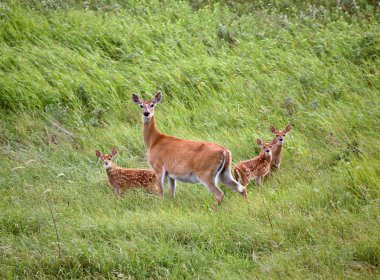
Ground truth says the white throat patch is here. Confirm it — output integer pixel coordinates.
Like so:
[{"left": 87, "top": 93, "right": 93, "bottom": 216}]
[
  {"left": 104, "top": 162, "right": 112, "bottom": 169},
  {"left": 143, "top": 116, "right": 152, "bottom": 123}
]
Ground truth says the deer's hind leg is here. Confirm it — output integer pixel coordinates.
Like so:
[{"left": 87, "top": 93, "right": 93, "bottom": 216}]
[
  {"left": 197, "top": 168, "right": 224, "bottom": 205},
  {"left": 200, "top": 178, "right": 224, "bottom": 205},
  {"left": 220, "top": 169, "right": 247, "bottom": 198}
]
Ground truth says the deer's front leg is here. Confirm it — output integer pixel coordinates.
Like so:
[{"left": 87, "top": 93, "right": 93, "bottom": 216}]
[
  {"left": 156, "top": 170, "right": 166, "bottom": 198},
  {"left": 168, "top": 178, "right": 176, "bottom": 198},
  {"left": 114, "top": 186, "right": 122, "bottom": 198},
  {"left": 254, "top": 176, "right": 261, "bottom": 187},
  {"left": 260, "top": 176, "right": 264, "bottom": 186}
]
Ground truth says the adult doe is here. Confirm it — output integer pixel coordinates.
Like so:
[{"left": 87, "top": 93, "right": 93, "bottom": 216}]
[{"left": 131, "top": 91, "right": 246, "bottom": 205}]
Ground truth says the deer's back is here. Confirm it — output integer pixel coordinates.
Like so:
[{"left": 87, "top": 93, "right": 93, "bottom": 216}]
[
  {"left": 147, "top": 135, "right": 227, "bottom": 175},
  {"left": 236, "top": 156, "right": 270, "bottom": 177},
  {"left": 107, "top": 168, "right": 157, "bottom": 188}
]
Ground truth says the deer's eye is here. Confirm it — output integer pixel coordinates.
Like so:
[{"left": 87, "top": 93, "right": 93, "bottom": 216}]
[
  {"left": 140, "top": 105, "right": 143, "bottom": 108},
  {"left": 150, "top": 104, "right": 154, "bottom": 108}
]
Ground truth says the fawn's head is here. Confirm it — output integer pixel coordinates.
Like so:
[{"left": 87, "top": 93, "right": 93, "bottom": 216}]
[
  {"left": 131, "top": 91, "right": 162, "bottom": 123},
  {"left": 257, "top": 138, "right": 277, "bottom": 157},
  {"left": 96, "top": 149, "right": 117, "bottom": 169},
  {"left": 270, "top": 124, "right": 292, "bottom": 145}
]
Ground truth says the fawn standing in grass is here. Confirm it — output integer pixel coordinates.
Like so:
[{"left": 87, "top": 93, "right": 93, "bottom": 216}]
[
  {"left": 270, "top": 124, "right": 292, "bottom": 170},
  {"left": 234, "top": 138, "right": 277, "bottom": 187},
  {"left": 96, "top": 149, "right": 159, "bottom": 196},
  {"left": 131, "top": 91, "right": 246, "bottom": 205}
]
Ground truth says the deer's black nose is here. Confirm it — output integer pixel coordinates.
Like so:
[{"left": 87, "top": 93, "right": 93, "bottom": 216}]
[{"left": 143, "top": 112, "right": 150, "bottom": 117}]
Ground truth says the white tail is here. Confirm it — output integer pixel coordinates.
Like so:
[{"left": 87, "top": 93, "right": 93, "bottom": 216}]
[{"left": 131, "top": 91, "right": 246, "bottom": 204}]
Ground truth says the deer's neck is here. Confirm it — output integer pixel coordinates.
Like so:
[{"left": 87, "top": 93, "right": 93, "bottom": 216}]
[
  {"left": 106, "top": 164, "right": 116, "bottom": 175},
  {"left": 272, "top": 143, "right": 283, "bottom": 157},
  {"left": 143, "top": 116, "right": 163, "bottom": 148},
  {"left": 258, "top": 151, "right": 272, "bottom": 164}
]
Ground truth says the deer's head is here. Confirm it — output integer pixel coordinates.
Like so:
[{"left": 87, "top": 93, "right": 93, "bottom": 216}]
[
  {"left": 270, "top": 124, "right": 292, "bottom": 145},
  {"left": 131, "top": 91, "right": 162, "bottom": 123},
  {"left": 96, "top": 148, "right": 117, "bottom": 169},
  {"left": 257, "top": 138, "right": 277, "bottom": 157}
]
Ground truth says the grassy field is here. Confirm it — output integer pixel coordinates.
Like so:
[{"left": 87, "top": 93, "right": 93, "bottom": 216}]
[{"left": 0, "top": 0, "right": 379, "bottom": 278}]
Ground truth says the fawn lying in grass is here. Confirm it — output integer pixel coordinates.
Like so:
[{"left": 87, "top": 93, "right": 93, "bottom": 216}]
[
  {"left": 234, "top": 138, "right": 277, "bottom": 187},
  {"left": 270, "top": 124, "right": 292, "bottom": 170},
  {"left": 96, "top": 149, "right": 159, "bottom": 196}
]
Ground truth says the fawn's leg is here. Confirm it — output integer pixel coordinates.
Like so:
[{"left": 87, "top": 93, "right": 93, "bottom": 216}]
[
  {"left": 114, "top": 186, "right": 122, "bottom": 198},
  {"left": 254, "top": 176, "right": 261, "bottom": 187},
  {"left": 266, "top": 172, "right": 271, "bottom": 181},
  {"left": 151, "top": 182, "right": 160, "bottom": 195}
]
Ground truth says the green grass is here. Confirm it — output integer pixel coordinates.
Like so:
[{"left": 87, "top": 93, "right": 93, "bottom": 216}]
[{"left": 0, "top": 0, "right": 379, "bottom": 278}]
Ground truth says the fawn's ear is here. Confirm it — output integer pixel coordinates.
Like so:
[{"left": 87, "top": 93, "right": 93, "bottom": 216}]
[
  {"left": 270, "top": 125, "right": 277, "bottom": 134},
  {"left": 111, "top": 148, "right": 117, "bottom": 157},
  {"left": 96, "top": 150, "right": 103, "bottom": 158},
  {"left": 131, "top": 94, "right": 142, "bottom": 105},
  {"left": 284, "top": 124, "right": 292, "bottom": 134},
  {"left": 257, "top": 138, "right": 264, "bottom": 147},
  {"left": 152, "top": 90, "right": 162, "bottom": 104}
]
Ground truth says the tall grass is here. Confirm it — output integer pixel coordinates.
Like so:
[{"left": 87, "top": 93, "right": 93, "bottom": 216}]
[{"left": 0, "top": 0, "right": 379, "bottom": 278}]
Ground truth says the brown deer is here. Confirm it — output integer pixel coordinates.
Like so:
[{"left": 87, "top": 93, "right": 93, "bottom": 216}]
[
  {"left": 96, "top": 149, "right": 159, "bottom": 196},
  {"left": 234, "top": 138, "right": 277, "bottom": 187},
  {"left": 269, "top": 124, "right": 292, "bottom": 170},
  {"left": 131, "top": 91, "right": 247, "bottom": 205}
]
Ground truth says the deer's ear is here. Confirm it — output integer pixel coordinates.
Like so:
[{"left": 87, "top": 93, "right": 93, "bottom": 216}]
[
  {"left": 257, "top": 138, "right": 264, "bottom": 147},
  {"left": 111, "top": 148, "right": 117, "bottom": 157},
  {"left": 270, "top": 125, "right": 276, "bottom": 134},
  {"left": 96, "top": 150, "right": 103, "bottom": 158},
  {"left": 153, "top": 90, "right": 162, "bottom": 104},
  {"left": 131, "top": 94, "right": 142, "bottom": 105},
  {"left": 284, "top": 124, "right": 292, "bottom": 134}
]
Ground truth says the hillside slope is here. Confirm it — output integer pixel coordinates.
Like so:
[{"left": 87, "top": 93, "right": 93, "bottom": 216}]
[{"left": 0, "top": 1, "right": 379, "bottom": 278}]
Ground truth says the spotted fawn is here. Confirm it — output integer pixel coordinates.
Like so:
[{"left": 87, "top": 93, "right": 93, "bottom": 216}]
[
  {"left": 269, "top": 124, "right": 292, "bottom": 170},
  {"left": 234, "top": 138, "right": 277, "bottom": 187},
  {"left": 96, "top": 149, "right": 159, "bottom": 196}
]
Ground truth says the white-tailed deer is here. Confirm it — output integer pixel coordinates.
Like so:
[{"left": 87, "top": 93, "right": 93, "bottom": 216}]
[
  {"left": 131, "top": 91, "right": 246, "bottom": 205},
  {"left": 269, "top": 124, "right": 292, "bottom": 170},
  {"left": 234, "top": 138, "right": 277, "bottom": 187},
  {"left": 96, "top": 149, "right": 159, "bottom": 195}
]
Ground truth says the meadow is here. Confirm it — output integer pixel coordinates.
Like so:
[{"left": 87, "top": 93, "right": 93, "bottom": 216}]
[{"left": 0, "top": 0, "right": 379, "bottom": 278}]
